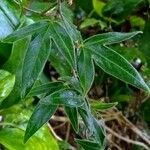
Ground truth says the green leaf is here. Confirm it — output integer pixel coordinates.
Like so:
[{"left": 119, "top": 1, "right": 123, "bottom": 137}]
[
  {"left": 0, "top": 0, "right": 19, "bottom": 39},
  {"left": 78, "top": 48, "right": 95, "bottom": 94},
  {"left": 49, "top": 43, "right": 72, "bottom": 76},
  {"left": 84, "top": 31, "right": 142, "bottom": 46},
  {"left": 91, "top": 102, "right": 118, "bottom": 110},
  {"left": 93, "top": 0, "right": 106, "bottom": 16},
  {"left": 0, "top": 127, "right": 59, "bottom": 150},
  {"left": 88, "top": 45, "right": 150, "bottom": 93},
  {"left": 1, "top": 37, "right": 31, "bottom": 108},
  {"left": 49, "top": 21, "right": 76, "bottom": 69},
  {"left": 65, "top": 106, "right": 79, "bottom": 132},
  {"left": 60, "top": 3, "right": 82, "bottom": 43},
  {"left": 0, "top": 70, "right": 15, "bottom": 103},
  {"left": 21, "top": 28, "right": 51, "bottom": 97},
  {"left": 43, "top": 89, "right": 84, "bottom": 107},
  {"left": 3, "top": 20, "right": 49, "bottom": 43},
  {"left": 28, "top": 82, "right": 64, "bottom": 97},
  {"left": 24, "top": 101, "right": 57, "bottom": 142},
  {"left": 76, "top": 139, "right": 102, "bottom": 150}
]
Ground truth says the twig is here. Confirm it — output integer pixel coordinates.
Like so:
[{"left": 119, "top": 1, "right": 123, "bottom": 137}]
[
  {"left": 121, "top": 115, "right": 150, "bottom": 146},
  {"left": 65, "top": 123, "right": 70, "bottom": 141},
  {"left": 51, "top": 115, "right": 69, "bottom": 122},
  {"left": 107, "top": 137, "right": 123, "bottom": 150},
  {"left": 106, "top": 126, "right": 150, "bottom": 150},
  {"left": 48, "top": 123, "right": 62, "bottom": 141},
  {"left": 53, "top": 121, "right": 66, "bottom": 130}
]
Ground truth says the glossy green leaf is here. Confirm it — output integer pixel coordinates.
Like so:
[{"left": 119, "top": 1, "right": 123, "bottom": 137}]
[
  {"left": 0, "top": 0, "right": 19, "bottom": 39},
  {"left": 49, "top": 21, "right": 76, "bottom": 69},
  {"left": 88, "top": 45, "right": 150, "bottom": 93},
  {"left": 21, "top": 28, "right": 51, "bottom": 97},
  {"left": 65, "top": 106, "right": 79, "bottom": 132},
  {"left": 3, "top": 20, "right": 49, "bottom": 43},
  {"left": 0, "top": 70, "right": 15, "bottom": 103},
  {"left": 60, "top": 3, "right": 82, "bottom": 43},
  {"left": 1, "top": 37, "right": 31, "bottom": 108},
  {"left": 28, "top": 82, "right": 64, "bottom": 97},
  {"left": 24, "top": 101, "right": 57, "bottom": 142},
  {"left": 49, "top": 43, "right": 72, "bottom": 76},
  {"left": 0, "top": 127, "right": 59, "bottom": 150},
  {"left": 78, "top": 48, "right": 95, "bottom": 94},
  {"left": 91, "top": 102, "right": 118, "bottom": 110},
  {"left": 84, "top": 31, "right": 142, "bottom": 46},
  {"left": 76, "top": 139, "right": 102, "bottom": 150},
  {"left": 43, "top": 89, "right": 84, "bottom": 107}
]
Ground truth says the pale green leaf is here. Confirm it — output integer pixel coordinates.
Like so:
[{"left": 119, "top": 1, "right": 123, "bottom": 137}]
[{"left": 0, "top": 70, "right": 15, "bottom": 103}]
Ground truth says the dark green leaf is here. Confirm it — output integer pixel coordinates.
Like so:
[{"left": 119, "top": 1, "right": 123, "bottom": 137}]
[
  {"left": 49, "top": 43, "right": 72, "bottom": 76},
  {"left": 60, "top": 3, "right": 82, "bottom": 43},
  {"left": 76, "top": 139, "right": 103, "bottom": 150},
  {"left": 65, "top": 106, "right": 79, "bottom": 132},
  {"left": 78, "top": 48, "right": 95, "bottom": 94},
  {"left": 28, "top": 82, "right": 64, "bottom": 97},
  {"left": 44, "top": 89, "right": 84, "bottom": 107},
  {"left": 88, "top": 45, "right": 150, "bottom": 93},
  {"left": 84, "top": 31, "right": 142, "bottom": 46},
  {"left": 3, "top": 20, "right": 49, "bottom": 43},
  {"left": 24, "top": 100, "right": 57, "bottom": 142},
  {"left": 49, "top": 21, "right": 76, "bottom": 69},
  {"left": 0, "top": 70, "right": 15, "bottom": 103},
  {"left": 21, "top": 27, "right": 51, "bottom": 97}
]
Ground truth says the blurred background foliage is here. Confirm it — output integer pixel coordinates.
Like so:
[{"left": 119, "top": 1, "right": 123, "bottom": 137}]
[{"left": 0, "top": 0, "right": 150, "bottom": 149}]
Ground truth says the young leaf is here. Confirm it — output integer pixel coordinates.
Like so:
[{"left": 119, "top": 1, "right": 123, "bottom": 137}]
[
  {"left": 49, "top": 21, "right": 76, "bottom": 69},
  {"left": 24, "top": 100, "right": 57, "bottom": 142},
  {"left": 91, "top": 102, "right": 118, "bottom": 110},
  {"left": 78, "top": 48, "right": 95, "bottom": 94},
  {"left": 84, "top": 31, "right": 142, "bottom": 46},
  {"left": 3, "top": 20, "right": 49, "bottom": 43},
  {"left": 65, "top": 106, "right": 79, "bottom": 132},
  {"left": 1, "top": 37, "right": 31, "bottom": 109},
  {"left": 27, "top": 82, "right": 64, "bottom": 97},
  {"left": 44, "top": 89, "right": 84, "bottom": 107},
  {"left": 0, "top": 70, "right": 15, "bottom": 103},
  {"left": 88, "top": 45, "right": 150, "bottom": 92},
  {"left": 76, "top": 139, "right": 103, "bottom": 150}
]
